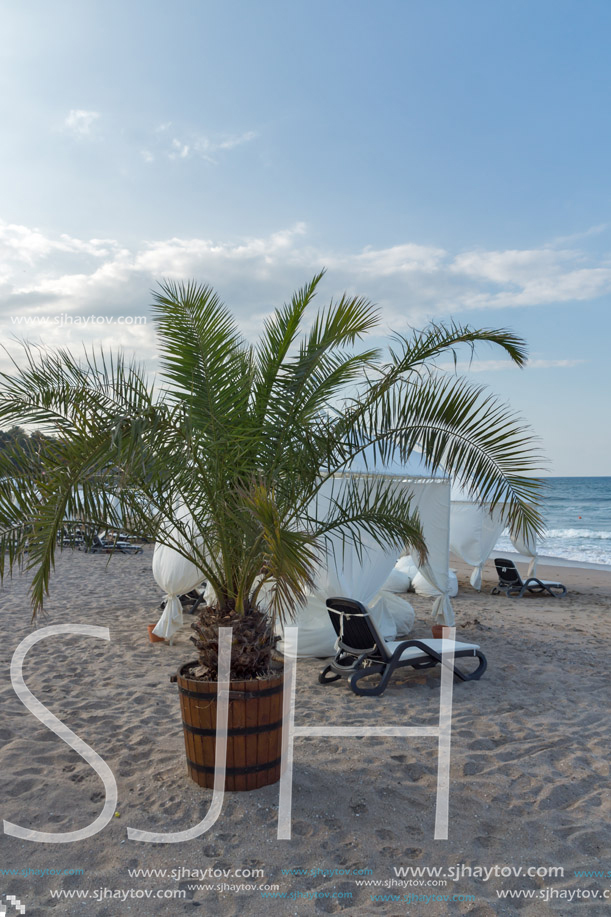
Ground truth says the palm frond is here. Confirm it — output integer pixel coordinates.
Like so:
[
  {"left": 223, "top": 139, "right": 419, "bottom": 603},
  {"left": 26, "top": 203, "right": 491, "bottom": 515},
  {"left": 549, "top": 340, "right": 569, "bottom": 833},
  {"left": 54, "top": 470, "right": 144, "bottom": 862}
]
[
  {"left": 346, "top": 372, "right": 544, "bottom": 540},
  {"left": 308, "top": 473, "right": 428, "bottom": 565},
  {"left": 388, "top": 320, "right": 528, "bottom": 372}
]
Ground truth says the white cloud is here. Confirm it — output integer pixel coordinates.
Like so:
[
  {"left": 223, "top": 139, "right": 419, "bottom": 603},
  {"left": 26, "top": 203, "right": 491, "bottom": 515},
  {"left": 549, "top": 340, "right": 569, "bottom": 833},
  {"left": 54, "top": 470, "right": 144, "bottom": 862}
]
[
  {"left": 169, "top": 138, "right": 190, "bottom": 159},
  {"left": 331, "top": 242, "right": 447, "bottom": 276},
  {"left": 451, "top": 248, "right": 570, "bottom": 285},
  {"left": 528, "top": 358, "right": 585, "bottom": 369},
  {"left": 0, "top": 218, "right": 608, "bottom": 370},
  {"left": 64, "top": 109, "right": 100, "bottom": 137},
  {"left": 201, "top": 130, "right": 258, "bottom": 153},
  {"left": 0, "top": 219, "right": 117, "bottom": 266},
  {"left": 159, "top": 129, "right": 258, "bottom": 163},
  {"left": 548, "top": 224, "right": 608, "bottom": 247},
  {"left": 450, "top": 247, "right": 611, "bottom": 310}
]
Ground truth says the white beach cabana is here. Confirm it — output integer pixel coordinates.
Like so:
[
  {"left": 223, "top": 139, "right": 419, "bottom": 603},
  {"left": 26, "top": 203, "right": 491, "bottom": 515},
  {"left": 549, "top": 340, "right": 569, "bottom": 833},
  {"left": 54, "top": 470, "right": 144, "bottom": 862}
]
[
  {"left": 151, "top": 455, "right": 538, "bottom": 653},
  {"left": 149, "top": 476, "right": 539, "bottom": 652},
  {"left": 275, "top": 452, "right": 455, "bottom": 657},
  {"left": 449, "top": 484, "right": 538, "bottom": 590},
  {"left": 149, "top": 451, "right": 456, "bottom": 652}
]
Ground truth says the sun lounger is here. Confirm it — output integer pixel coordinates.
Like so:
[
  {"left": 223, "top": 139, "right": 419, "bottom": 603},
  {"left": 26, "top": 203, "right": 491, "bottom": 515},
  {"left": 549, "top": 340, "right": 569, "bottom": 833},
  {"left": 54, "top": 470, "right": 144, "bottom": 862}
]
[
  {"left": 318, "top": 596, "right": 487, "bottom": 696},
  {"left": 87, "top": 533, "right": 143, "bottom": 555},
  {"left": 57, "top": 526, "right": 85, "bottom": 548},
  {"left": 183, "top": 588, "right": 205, "bottom": 615},
  {"left": 491, "top": 558, "right": 566, "bottom": 598}
]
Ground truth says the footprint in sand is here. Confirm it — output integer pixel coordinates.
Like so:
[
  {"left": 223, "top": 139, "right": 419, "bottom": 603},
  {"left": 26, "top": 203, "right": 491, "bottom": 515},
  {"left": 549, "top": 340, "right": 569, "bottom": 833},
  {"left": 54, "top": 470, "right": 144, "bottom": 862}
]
[
  {"left": 202, "top": 843, "right": 222, "bottom": 856},
  {"left": 474, "top": 834, "right": 502, "bottom": 848},
  {"left": 69, "top": 772, "right": 87, "bottom": 783},
  {"left": 468, "top": 738, "right": 498, "bottom": 751},
  {"left": 292, "top": 820, "right": 315, "bottom": 837},
  {"left": 13, "top": 778, "right": 38, "bottom": 795},
  {"left": 402, "top": 847, "right": 423, "bottom": 858},
  {"left": 463, "top": 760, "right": 486, "bottom": 776}
]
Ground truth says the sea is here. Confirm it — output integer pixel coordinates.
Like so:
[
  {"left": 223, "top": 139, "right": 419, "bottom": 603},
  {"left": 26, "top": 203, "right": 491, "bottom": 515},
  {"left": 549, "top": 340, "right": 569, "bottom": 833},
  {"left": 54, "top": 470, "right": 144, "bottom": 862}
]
[{"left": 493, "top": 477, "right": 611, "bottom": 567}]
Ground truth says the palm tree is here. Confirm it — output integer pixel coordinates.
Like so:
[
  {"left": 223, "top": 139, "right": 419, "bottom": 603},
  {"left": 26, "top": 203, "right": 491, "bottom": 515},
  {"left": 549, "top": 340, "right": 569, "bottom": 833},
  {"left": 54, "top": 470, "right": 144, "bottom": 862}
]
[{"left": 0, "top": 272, "right": 543, "bottom": 679}]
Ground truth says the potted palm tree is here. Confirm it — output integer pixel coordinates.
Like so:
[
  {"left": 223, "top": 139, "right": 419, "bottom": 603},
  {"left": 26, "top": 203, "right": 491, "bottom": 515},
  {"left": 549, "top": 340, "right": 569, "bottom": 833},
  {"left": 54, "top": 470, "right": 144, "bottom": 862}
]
[{"left": 0, "top": 272, "right": 543, "bottom": 791}]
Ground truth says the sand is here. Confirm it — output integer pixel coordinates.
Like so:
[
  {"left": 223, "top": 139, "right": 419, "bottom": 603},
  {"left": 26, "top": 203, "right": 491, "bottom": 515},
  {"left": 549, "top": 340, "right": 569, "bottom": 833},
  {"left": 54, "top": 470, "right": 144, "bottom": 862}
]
[{"left": 0, "top": 547, "right": 609, "bottom": 916}]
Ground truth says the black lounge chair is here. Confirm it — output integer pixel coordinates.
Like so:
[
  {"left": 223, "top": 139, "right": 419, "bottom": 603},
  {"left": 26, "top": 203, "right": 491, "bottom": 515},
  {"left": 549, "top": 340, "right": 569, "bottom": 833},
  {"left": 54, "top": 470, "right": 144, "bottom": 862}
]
[
  {"left": 57, "top": 526, "right": 85, "bottom": 548},
  {"left": 87, "top": 534, "right": 143, "bottom": 555},
  {"left": 318, "top": 596, "right": 487, "bottom": 697},
  {"left": 492, "top": 558, "right": 566, "bottom": 598}
]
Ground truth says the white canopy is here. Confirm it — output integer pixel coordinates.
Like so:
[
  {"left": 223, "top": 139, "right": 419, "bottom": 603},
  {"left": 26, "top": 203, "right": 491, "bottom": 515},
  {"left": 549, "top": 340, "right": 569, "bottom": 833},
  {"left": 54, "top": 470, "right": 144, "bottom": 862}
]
[
  {"left": 275, "top": 468, "right": 454, "bottom": 657},
  {"left": 334, "top": 448, "right": 453, "bottom": 623},
  {"left": 449, "top": 487, "right": 538, "bottom": 590},
  {"left": 449, "top": 502, "right": 506, "bottom": 590},
  {"left": 152, "top": 454, "right": 542, "bottom": 650}
]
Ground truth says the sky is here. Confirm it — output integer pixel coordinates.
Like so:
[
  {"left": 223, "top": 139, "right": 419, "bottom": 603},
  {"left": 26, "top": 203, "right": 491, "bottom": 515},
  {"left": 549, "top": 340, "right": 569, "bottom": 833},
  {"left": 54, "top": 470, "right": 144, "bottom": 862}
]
[{"left": 1, "top": 0, "right": 610, "bottom": 475}]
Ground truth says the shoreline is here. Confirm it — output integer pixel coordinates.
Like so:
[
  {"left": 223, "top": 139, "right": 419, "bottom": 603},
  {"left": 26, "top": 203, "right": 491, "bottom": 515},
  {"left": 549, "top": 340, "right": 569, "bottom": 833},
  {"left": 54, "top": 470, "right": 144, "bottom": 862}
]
[{"left": 472, "top": 550, "right": 611, "bottom": 575}]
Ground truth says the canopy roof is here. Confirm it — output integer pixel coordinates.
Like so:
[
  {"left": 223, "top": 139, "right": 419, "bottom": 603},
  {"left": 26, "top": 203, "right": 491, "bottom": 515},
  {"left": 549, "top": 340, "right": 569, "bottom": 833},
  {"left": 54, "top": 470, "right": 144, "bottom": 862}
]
[{"left": 344, "top": 446, "right": 447, "bottom": 480}]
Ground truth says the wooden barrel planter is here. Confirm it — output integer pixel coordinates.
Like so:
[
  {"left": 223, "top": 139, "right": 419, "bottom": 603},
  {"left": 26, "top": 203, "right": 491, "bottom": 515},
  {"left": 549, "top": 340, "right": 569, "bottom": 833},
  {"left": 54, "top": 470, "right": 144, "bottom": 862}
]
[{"left": 174, "top": 663, "right": 284, "bottom": 791}]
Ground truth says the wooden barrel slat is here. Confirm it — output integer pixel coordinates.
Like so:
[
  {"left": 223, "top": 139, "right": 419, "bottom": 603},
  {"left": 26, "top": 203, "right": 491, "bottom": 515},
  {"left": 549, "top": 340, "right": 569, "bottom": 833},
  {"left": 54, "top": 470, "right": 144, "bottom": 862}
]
[
  {"left": 262, "top": 681, "right": 276, "bottom": 789},
  {"left": 245, "top": 682, "right": 260, "bottom": 791},
  {"left": 256, "top": 687, "right": 269, "bottom": 790},
  {"left": 183, "top": 676, "right": 195, "bottom": 781},
  {"left": 197, "top": 687, "right": 215, "bottom": 782},
  {"left": 192, "top": 690, "right": 206, "bottom": 784},
  {"left": 224, "top": 680, "right": 235, "bottom": 793},
  {"left": 269, "top": 672, "right": 283, "bottom": 785},
  {"left": 231, "top": 679, "right": 244, "bottom": 791},
  {"left": 176, "top": 664, "right": 283, "bottom": 791},
  {"left": 184, "top": 676, "right": 198, "bottom": 784},
  {"left": 179, "top": 680, "right": 196, "bottom": 784},
  {"left": 189, "top": 689, "right": 200, "bottom": 784}
]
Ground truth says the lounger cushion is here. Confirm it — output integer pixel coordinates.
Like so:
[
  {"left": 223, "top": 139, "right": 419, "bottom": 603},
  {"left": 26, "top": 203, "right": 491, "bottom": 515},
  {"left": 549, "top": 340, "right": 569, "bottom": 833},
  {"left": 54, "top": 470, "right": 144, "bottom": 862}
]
[{"left": 385, "top": 638, "right": 480, "bottom": 663}]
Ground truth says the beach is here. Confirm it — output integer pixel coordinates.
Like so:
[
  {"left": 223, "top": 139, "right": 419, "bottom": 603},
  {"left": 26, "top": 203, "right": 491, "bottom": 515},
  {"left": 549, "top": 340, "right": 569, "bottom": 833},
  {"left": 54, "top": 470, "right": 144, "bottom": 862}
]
[{"left": 0, "top": 547, "right": 609, "bottom": 915}]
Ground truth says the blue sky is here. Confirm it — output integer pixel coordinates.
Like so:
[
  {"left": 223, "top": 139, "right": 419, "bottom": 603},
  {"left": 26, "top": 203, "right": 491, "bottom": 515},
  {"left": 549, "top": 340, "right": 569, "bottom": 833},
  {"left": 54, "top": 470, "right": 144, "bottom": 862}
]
[{"left": 1, "top": 0, "right": 610, "bottom": 474}]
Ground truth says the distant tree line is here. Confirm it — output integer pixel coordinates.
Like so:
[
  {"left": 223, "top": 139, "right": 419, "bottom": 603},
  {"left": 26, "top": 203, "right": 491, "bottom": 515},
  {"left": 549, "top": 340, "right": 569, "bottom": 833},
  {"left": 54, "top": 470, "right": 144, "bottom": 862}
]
[{"left": 0, "top": 426, "right": 56, "bottom": 473}]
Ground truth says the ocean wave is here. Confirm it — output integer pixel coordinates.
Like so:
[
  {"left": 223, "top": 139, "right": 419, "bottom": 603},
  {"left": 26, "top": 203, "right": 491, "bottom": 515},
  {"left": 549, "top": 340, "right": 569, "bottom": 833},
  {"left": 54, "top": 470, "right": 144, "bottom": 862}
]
[
  {"left": 545, "top": 528, "right": 611, "bottom": 540},
  {"left": 493, "top": 533, "right": 611, "bottom": 566},
  {"left": 490, "top": 479, "right": 611, "bottom": 566},
  {"left": 542, "top": 545, "right": 611, "bottom": 565}
]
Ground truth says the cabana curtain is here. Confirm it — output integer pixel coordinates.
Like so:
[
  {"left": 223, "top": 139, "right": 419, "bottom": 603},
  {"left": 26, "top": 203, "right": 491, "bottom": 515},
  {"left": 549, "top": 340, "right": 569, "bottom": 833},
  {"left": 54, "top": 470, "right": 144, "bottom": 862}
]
[
  {"left": 275, "top": 473, "right": 454, "bottom": 656},
  {"left": 450, "top": 502, "right": 506, "bottom": 591},
  {"left": 152, "top": 504, "right": 204, "bottom": 641},
  {"left": 450, "top": 501, "right": 538, "bottom": 589}
]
